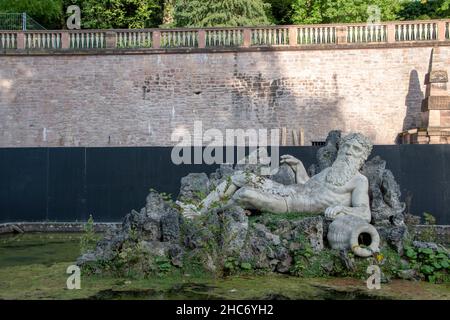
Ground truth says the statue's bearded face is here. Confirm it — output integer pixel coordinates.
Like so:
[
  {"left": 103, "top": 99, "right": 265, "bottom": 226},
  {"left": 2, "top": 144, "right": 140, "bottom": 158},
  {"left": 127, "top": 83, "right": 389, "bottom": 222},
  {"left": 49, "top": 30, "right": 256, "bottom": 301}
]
[{"left": 326, "top": 140, "right": 368, "bottom": 186}]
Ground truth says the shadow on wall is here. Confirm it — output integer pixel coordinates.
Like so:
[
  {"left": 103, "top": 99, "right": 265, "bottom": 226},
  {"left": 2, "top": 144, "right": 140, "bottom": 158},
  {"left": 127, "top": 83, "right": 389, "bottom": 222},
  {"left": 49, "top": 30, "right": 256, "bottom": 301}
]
[
  {"left": 230, "top": 53, "right": 345, "bottom": 145},
  {"left": 402, "top": 69, "right": 424, "bottom": 134},
  {"left": 135, "top": 52, "right": 346, "bottom": 146}
]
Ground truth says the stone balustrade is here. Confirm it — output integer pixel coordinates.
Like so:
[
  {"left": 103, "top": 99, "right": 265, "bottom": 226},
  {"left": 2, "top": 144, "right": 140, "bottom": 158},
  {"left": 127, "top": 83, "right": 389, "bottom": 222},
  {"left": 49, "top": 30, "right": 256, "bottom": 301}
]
[{"left": 0, "top": 19, "right": 449, "bottom": 51}]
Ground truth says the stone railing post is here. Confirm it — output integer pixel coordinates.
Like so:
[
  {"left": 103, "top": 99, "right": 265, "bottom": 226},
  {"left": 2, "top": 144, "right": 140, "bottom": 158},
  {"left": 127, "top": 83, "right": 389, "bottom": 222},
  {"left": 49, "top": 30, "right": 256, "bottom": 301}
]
[
  {"left": 387, "top": 23, "right": 396, "bottom": 43},
  {"left": 242, "top": 28, "right": 252, "bottom": 47},
  {"left": 336, "top": 26, "right": 347, "bottom": 44},
  {"left": 198, "top": 29, "right": 206, "bottom": 48},
  {"left": 105, "top": 31, "right": 117, "bottom": 48},
  {"left": 16, "top": 32, "right": 25, "bottom": 49},
  {"left": 61, "top": 31, "right": 70, "bottom": 49},
  {"left": 152, "top": 30, "right": 161, "bottom": 49},
  {"left": 437, "top": 20, "right": 446, "bottom": 41},
  {"left": 288, "top": 26, "right": 298, "bottom": 46}
]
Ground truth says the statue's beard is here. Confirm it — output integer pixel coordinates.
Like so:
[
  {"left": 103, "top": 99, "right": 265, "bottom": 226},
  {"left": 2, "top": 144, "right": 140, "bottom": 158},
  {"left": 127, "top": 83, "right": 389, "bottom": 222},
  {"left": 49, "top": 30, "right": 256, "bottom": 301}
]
[{"left": 326, "top": 154, "right": 363, "bottom": 186}]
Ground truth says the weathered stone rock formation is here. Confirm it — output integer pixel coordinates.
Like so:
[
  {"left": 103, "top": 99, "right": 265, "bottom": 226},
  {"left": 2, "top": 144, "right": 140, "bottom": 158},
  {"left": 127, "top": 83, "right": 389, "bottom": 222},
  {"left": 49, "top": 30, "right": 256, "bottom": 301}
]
[{"left": 77, "top": 131, "right": 443, "bottom": 279}]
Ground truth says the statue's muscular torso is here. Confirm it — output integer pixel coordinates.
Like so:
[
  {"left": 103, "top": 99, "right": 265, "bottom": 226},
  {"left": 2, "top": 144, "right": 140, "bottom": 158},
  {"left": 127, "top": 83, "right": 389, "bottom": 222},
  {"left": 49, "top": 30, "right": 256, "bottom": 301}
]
[{"left": 283, "top": 168, "right": 367, "bottom": 213}]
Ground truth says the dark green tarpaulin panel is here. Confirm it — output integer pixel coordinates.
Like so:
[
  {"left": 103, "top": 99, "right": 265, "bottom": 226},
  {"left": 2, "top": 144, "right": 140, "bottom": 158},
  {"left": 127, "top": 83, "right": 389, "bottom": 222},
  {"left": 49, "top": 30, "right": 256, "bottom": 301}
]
[{"left": 0, "top": 146, "right": 449, "bottom": 224}]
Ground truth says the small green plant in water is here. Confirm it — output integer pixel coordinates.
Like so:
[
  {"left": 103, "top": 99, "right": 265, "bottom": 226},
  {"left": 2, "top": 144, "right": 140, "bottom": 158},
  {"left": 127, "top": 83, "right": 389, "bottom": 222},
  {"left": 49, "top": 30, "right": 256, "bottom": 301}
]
[
  {"left": 419, "top": 212, "right": 438, "bottom": 242},
  {"left": 423, "top": 212, "right": 436, "bottom": 225},
  {"left": 154, "top": 256, "right": 172, "bottom": 274},
  {"left": 223, "top": 257, "right": 253, "bottom": 275},
  {"left": 79, "top": 214, "right": 99, "bottom": 254}
]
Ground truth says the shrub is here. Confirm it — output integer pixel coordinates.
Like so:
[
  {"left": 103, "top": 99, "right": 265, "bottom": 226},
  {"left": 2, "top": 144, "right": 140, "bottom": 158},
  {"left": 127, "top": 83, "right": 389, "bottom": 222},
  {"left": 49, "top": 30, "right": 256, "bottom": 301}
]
[
  {"left": 404, "top": 245, "right": 450, "bottom": 283},
  {"left": 79, "top": 214, "right": 99, "bottom": 254}
]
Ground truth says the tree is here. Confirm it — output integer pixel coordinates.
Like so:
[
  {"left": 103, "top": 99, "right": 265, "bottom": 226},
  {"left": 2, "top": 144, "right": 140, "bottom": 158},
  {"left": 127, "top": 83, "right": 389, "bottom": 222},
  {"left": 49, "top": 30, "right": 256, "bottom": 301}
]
[
  {"left": 62, "top": 0, "right": 163, "bottom": 29},
  {"left": 442, "top": 0, "right": 450, "bottom": 16},
  {"left": 291, "top": 0, "right": 402, "bottom": 24},
  {"left": 263, "top": 0, "right": 294, "bottom": 24},
  {"left": 0, "top": 0, "right": 63, "bottom": 29},
  {"left": 173, "top": 0, "right": 272, "bottom": 27},
  {"left": 398, "top": 0, "right": 450, "bottom": 20},
  {"left": 161, "top": 0, "right": 175, "bottom": 27}
]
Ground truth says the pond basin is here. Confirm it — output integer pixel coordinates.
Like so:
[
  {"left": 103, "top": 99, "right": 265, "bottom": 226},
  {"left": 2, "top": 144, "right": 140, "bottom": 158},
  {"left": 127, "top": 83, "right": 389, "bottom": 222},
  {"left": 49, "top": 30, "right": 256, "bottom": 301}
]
[{"left": 0, "top": 233, "right": 448, "bottom": 300}]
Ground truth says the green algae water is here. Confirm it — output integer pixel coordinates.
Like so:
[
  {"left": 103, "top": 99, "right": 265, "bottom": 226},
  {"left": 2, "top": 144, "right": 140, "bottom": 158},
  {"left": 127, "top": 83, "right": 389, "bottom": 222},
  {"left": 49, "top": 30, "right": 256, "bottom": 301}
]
[
  {"left": 0, "top": 233, "right": 82, "bottom": 268},
  {"left": 0, "top": 233, "right": 449, "bottom": 300}
]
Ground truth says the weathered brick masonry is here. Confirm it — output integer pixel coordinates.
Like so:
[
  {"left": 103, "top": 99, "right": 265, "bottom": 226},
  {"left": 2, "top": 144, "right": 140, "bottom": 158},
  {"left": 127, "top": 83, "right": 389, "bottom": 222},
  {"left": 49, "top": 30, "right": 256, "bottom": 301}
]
[{"left": 1, "top": 45, "right": 449, "bottom": 146}]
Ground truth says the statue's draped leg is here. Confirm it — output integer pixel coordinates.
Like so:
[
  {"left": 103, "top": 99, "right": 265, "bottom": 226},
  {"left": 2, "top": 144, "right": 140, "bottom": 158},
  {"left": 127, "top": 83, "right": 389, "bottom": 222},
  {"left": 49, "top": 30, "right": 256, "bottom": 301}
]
[
  {"left": 232, "top": 187, "right": 288, "bottom": 213},
  {"left": 200, "top": 179, "right": 238, "bottom": 213},
  {"left": 199, "top": 171, "right": 290, "bottom": 214}
]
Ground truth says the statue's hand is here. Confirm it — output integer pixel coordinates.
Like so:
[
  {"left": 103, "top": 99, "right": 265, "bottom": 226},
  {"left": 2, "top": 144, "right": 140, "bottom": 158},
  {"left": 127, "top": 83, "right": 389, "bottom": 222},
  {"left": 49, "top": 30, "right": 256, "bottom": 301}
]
[
  {"left": 280, "top": 155, "right": 303, "bottom": 172},
  {"left": 324, "top": 206, "right": 345, "bottom": 220}
]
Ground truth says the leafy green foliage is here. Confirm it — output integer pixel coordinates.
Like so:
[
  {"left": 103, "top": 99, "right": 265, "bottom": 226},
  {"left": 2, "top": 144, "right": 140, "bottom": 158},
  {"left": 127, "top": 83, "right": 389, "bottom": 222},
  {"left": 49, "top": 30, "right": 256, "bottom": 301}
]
[
  {"left": 161, "top": 0, "right": 175, "bottom": 27},
  {"left": 154, "top": 256, "right": 172, "bottom": 273},
  {"left": 173, "top": 0, "right": 272, "bottom": 27},
  {"left": 377, "top": 246, "right": 404, "bottom": 279},
  {"left": 2, "top": 0, "right": 448, "bottom": 31},
  {"left": 263, "top": 0, "right": 294, "bottom": 24},
  {"left": 291, "top": 0, "right": 402, "bottom": 24},
  {"left": 290, "top": 233, "right": 406, "bottom": 280},
  {"left": 0, "top": 0, "right": 63, "bottom": 29},
  {"left": 419, "top": 212, "right": 438, "bottom": 242},
  {"left": 223, "top": 257, "right": 254, "bottom": 274},
  {"left": 86, "top": 237, "right": 174, "bottom": 278},
  {"left": 79, "top": 214, "right": 99, "bottom": 254},
  {"left": 423, "top": 212, "right": 437, "bottom": 225},
  {"left": 398, "top": 0, "right": 450, "bottom": 20},
  {"left": 224, "top": 257, "right": 239, "bottom": 271},
  {"left": 62, "top": 0, "right": 163, "bottom": 29},
  {"left": 404, "top": 245, "right": 450, "bottom": 283},
  {"left": 290, "top": 235, "right": 321, "bottom": 277}
]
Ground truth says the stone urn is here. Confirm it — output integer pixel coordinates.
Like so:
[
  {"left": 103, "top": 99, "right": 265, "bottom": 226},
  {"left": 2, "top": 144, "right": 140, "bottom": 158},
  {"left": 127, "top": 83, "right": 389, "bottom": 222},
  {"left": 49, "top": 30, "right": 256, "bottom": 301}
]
[{"left": 327, "top": 215, "right": 380, "bottom": 257}]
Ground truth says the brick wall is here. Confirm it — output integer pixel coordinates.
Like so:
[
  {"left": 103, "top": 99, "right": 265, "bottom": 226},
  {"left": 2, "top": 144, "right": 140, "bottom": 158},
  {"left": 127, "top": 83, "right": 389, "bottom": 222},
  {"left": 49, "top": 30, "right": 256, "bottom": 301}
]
[{"left": 1, "top": 45, "right": 449, "bottom": 146}]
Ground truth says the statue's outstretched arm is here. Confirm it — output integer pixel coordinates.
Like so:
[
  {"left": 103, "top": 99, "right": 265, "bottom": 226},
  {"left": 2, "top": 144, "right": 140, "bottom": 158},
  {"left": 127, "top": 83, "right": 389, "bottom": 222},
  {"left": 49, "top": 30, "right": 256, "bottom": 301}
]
[
  {"left": 280, "top": 155, "right": 310, "bottom": 184},
  {"left": 324, "top": 176, "right": 371, "bottom": 223}
]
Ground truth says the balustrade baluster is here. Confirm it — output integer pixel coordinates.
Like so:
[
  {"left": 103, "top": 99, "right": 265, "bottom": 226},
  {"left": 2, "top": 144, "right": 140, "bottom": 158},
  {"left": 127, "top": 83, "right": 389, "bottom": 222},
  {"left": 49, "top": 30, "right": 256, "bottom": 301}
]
[{"left": 2, "top": 20, "right": 448, "bottom": 52}]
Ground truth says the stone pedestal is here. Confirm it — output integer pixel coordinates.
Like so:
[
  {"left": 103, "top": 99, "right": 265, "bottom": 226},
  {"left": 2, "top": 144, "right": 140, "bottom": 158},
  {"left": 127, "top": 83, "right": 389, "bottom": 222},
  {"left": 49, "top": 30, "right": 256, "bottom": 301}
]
[{"left": 400, "top": 61, "right": 450, "bottom": 144}]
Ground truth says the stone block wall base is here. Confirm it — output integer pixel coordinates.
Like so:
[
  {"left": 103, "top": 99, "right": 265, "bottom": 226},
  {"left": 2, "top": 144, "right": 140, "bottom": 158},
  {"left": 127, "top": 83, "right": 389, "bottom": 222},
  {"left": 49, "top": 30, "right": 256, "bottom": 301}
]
[
  {"left": 0, "top": 222, "right": 119, "bottom": 234},
  {"left": 400, "top": 128, "right": 450, "bottom": 144}
]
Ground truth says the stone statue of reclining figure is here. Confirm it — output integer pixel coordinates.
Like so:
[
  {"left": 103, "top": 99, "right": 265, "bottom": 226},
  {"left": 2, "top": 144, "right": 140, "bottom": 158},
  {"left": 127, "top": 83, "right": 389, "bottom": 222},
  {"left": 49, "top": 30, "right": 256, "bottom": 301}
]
[{"left": 183, "top": 133, "right": 373, "bottom": 224}]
